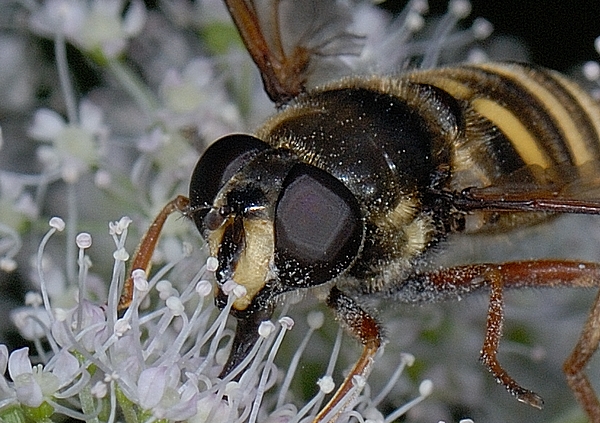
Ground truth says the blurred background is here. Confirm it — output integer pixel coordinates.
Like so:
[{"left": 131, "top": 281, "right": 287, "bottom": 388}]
[
  {"left": 1, "top": 1, "right": 600, "bottom": 422},
  {"left": 384, "top": 0, "right": 600, "bottom": 73}
]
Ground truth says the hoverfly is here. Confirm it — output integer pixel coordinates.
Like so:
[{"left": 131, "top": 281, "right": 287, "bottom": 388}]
[{"left": 119, "top": 0, "right": 600, "bottom": 421}]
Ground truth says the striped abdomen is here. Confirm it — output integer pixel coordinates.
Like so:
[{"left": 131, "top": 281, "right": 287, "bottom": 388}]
[
  {"left": 406, "top": 62, "right": 600, "bottom": 231},
  {"left": 408, "top": 62, "right": 600, "bottom": 178}
]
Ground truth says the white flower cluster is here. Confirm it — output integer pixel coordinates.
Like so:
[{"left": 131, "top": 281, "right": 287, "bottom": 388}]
[
  {"left": 0, "top": 216, "right": 428, "bottom": 422},
  {"left": 0, "top": 0, "right": 498, "bottom": 421}
]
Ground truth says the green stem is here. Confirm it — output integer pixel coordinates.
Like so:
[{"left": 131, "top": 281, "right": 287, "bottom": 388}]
[
  {"left": 116, "top": 385, "right": 139, "bottom": 423},
  {"left": 79, "top": 384, "right": 101, "bottom": 423}
]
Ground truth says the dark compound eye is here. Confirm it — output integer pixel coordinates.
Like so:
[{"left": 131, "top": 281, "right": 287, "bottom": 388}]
[
  {"left": 189, "top": 134, "right": 269, "bottom": 232},
  {"left": 275, "top": 163, "right": 363, "bottom": 286}
]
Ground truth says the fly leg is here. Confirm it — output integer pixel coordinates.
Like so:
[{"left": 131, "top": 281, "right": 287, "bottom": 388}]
[
  {"left": 563, "top": 288, "right": 600, "bottom": 421},
  {"left": 313, "top": 286, "right": 382, "bottom": 423},
  {"left": 396, "top": 260, "right": 600, "bottom": 414},
  {"left": 479, "top": 267, "right": 543, "bottom": 408},
  {"left": 118, "top": 195, "right": 190, "bottom": 310}
]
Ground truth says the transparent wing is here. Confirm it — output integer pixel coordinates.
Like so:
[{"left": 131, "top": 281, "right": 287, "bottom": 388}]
[
  {"left": 451, "top": 161, "right": 600, "bottom": 215},
  {"left": 223, "top": 0, "right": 363, "bottom": 105}
]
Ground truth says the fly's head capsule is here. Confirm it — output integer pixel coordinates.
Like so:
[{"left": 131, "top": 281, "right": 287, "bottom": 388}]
[{"left": 188, "top": 133, "right": 364, "bottom": 374}]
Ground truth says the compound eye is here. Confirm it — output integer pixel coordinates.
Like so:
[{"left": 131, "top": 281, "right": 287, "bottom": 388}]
[
  {"left": 275, "top": 163, "right": 363, "bottom": 285},
  {"left": 189, "top": 134, "right": 269, "bottom": 231}
]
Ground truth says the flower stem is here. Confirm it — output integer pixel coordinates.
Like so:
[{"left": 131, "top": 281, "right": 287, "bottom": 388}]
[
  {"left": 66, "top": 182, "right": 78, "bottom": 286},
  {"left": 79, "top": 385, "right": 101, "bottom": 423},
  {"left": 55, "top": 33, "right": 78, "bottom": 125},
  {"left": 116, "top": 385, "right": 139, "bottom": 423}
]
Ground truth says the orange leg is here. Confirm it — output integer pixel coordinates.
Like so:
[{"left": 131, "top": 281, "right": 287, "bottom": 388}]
[
  {"left": 479, "top": 268, "right": 543, "bottom": 408},
  {"left": 312, "top": 287, "right": 381, "bottom": 423},
  {"left": 411, "top": 260, "right": 600, "bottom": 417},
  {"left": 563, "top": 288, "right": 600, "bottom": 422},
  {"left": 118, "top": 195, "right": 190, "bottom": 310}
]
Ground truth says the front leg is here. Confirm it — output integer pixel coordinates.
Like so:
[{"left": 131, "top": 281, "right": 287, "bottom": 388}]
[
  {"left": 119, "top": 195, "right": 190, "bottom": 310},
  {"left": 313, "top": 286, "right": 382, "bottom": 423}
]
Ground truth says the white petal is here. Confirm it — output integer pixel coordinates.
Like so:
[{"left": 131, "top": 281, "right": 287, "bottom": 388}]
[
  {"left": 15, "top": 193, "right": 39, "bottom": 219},
  {"left": 59, "top": 1, "right": 87, "bottom": 38},
  {"left": 11, "top": 308, "right": 51, "bottom": 340},
  {"left": 164, "top": 385, "right": 199, "bottom": 421},
  {"left": 182, "top": 59, "right": 214, "bottom": 86},
  {"left": 0, "top": 172, "right": 25, "bottom": 201},
  {"left": 92, "top": 0, "right": 121, "bottom": 17},
  {"left": 137, "top": 366, "right": 167, "bottom": 409},
  {"left": 79, "top": 100, "right": 104, "bottom": 134},
  {"left": 123, "top": 0, "right": 146, "bottom": 35},
  {"left": 192, "top": 395, "right": 229, "bottom": 423},
  {"left": 14, "top": 373, "right": 44, "bottom": 407},
  {"left": 8, "top": 348, "right": 32, "bottom": 379},
  {"left": 164, "top": 364, "right": 181, "bottom": 388},
  {"left": 36, "top": 145, "right": 60, "bottom": 170},
  {"left": 78, "top": 302, "right": 109, "bottom": 351},
  {"left": 113, "top": 354, "right": 141, "bottom": 389},
  {"left": 28, "top": 108, "right": 65, "bottom": 141},
  {"left": 51, "top": 350, "right": 79, "bottom": 386},
  {"left": 0, "top": 345, "right": 8, "bottom": 374},
  {"left": 51, "top": 318, "right": 73, "bottom": 348},
  {"left": 28, "top": 0, "right": 86, "bottom": 38}
]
